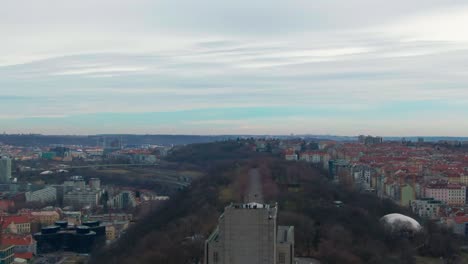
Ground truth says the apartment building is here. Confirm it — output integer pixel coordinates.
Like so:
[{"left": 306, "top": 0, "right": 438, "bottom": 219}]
[
  {"left": 425, "top": 182, "right": 466, "bottom": 206},
  {"left": 0, "top": 245, "right": 14, "bottom": 264},
  {"left": 107, "top": 191, "right": 137, "bottom": 209},
  {"left": 63, "top": 189, "right": 99, "bottom": 209},
  {"left": 410, "top": 198, "right": 443, "bottom": 219},
  {"left": 2, "top": 216, "right": 31, "bottom": 234},
  {"left": 30, "top": 211, "right": 60, "bottom": 226}
]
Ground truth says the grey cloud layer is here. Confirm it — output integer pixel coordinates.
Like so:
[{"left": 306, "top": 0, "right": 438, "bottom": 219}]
[{"left": 1, "top": 0, "right": 468, "bottom": 134}]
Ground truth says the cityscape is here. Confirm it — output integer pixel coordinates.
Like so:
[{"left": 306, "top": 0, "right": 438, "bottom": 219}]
[
  {"left": 0, "top": 135, "right": 467, "bottom": 263},
  {"left": 0, "top": 136, "right": 175, "bottom": 263}
]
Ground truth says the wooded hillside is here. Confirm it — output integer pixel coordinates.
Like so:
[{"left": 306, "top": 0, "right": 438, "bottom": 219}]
[{"left": 90, "top": 141, "right": 464, "bottom": 264}]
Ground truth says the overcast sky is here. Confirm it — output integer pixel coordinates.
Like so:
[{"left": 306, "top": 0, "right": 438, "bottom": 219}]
[{"left": 2, "top": 0, "right": 468, "bottom": 136}]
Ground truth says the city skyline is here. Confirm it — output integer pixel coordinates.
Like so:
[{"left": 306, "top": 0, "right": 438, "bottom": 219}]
[{"left": 2, "top": 1, "right": 468, "bottom": 135}]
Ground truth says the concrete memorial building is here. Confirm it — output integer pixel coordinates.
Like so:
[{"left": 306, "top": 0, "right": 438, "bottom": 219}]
[{"left": 205, "top": 202, "right": 294, "bottom": 264}]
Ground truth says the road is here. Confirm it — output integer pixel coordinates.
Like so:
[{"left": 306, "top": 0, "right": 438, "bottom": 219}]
[
  {"left": 244, "top": 168, "right": 264, "bottom": 203},
  {"left": 33, "top": 163, "right": 191, "bottom": 188},
  {"left": 67, "top": 163, "right": 160, "bottom": 169}
]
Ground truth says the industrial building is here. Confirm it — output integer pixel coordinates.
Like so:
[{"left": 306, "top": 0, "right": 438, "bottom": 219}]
[
  {"left": 205, "top": 202, "right": 294, "bottom": 264},
  {"left": 25, "top": 187, "right": 57, "bottom": 203}
]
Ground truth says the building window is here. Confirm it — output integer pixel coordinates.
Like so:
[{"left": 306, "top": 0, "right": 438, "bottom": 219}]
[
  {"left": 213, "top": 252, "right": 219, "bottom": 263},
  {"left": 279, "top": 253, "right": 286, "bottom": 264}
]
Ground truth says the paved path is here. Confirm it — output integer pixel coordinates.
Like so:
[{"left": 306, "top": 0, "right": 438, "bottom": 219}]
[
  {"left": 244, "top": 168, "right": 264, "bottom": 203},
  {"left": 295, "top": 257, "right": 321, "bottom": 264}
]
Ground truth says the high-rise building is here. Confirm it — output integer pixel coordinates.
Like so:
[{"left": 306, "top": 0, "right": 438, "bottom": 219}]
[
  {"left": 0, "top": 157, "right": 11, "bottom": 183},
  {"left": 64, "top": 176, "right": 86, "bottom": 192},
  {"left": 64, "top": 189, "right": 99, "bottom": 209},
  {"left": 108, "top": 191, "right": 137, "bottom": 209},
  {"left": 89, "top": 178, "right": 101, "bottom": 190},
  {"left": 358, "top": 135, "right": 366, "bottom": 144},
  {"left": 205, "top": 202, "right": 294, "bottom": 264},
  {"left": 358, "top": 135, "right": 383, "bottom": 145}
]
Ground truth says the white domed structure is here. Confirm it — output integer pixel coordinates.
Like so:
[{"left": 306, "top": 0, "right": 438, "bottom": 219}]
[{"left": 381, "top": 213, "right": 422, "bottom": 233}]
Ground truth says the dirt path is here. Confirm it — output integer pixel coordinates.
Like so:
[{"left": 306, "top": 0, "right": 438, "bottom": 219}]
[{"left": 244, "top": 168, "right": 264, "bottom": 203}]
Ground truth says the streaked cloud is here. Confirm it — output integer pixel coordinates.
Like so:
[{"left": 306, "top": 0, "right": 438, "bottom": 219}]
[{"left": 1, "top": 0, "right": 468, "bottom": 135}]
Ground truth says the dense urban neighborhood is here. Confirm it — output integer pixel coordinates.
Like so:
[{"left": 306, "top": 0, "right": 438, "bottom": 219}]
[
  {"left": 273, "top": 136, "right": 468, "bottom": 234},
  {"left": 0, "top": 136, "right": 185, "bottom": 263}
]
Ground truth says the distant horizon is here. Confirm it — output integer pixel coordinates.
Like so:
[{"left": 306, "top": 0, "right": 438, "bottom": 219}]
[
  {"left": 3, "top": 133, "right": 468, "bottom": 139},
  {"left": 3, "top": 1, "right": 468, "bottom": 135}
]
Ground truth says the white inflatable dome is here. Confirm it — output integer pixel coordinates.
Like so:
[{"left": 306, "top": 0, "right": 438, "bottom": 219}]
[{"left": 381, "top": 213, "right": 422, "bottom": 232}]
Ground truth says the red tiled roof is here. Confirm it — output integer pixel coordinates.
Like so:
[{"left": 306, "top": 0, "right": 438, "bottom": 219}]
[
  {"left": 454, "top": 216, "right": 468, "bottom": 224},
  {"left": 15, "top": 252, "right": 33, "bottom": 259},
  {"left": 454, "top": 211, "right": 465, "bottom": 216},
  {"left": 2, "top": 234, "right": 34, "bottom": 246},
  {"left": 426, "top": 182, "right": 465, "bottom": 189},
  {"left": 1, "top": 215, "right": 30, "bottom": 228},
  {"left": 0, "top": 200, "right": 14, "bottom": 211}
]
